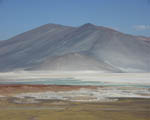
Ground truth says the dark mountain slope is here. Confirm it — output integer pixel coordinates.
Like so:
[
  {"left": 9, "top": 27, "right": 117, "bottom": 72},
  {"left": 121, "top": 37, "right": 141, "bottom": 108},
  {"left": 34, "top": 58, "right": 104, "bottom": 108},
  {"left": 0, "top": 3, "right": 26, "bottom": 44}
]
[{"left": 0, "top": 23, "right": 150, "bottom": 72}]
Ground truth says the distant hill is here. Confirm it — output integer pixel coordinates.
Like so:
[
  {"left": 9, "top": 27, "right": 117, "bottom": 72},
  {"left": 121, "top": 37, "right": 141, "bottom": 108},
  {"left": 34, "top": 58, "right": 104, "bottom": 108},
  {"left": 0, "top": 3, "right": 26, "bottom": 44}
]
[{"left": 0, "top": 23, "right": 150, "bottom": 72}]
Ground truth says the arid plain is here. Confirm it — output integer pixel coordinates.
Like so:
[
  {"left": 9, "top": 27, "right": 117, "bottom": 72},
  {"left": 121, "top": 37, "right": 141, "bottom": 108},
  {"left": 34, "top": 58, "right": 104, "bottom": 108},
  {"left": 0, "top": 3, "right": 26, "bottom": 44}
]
[{"left": 0, "top": 71, "right": 150, "bottom": 120}]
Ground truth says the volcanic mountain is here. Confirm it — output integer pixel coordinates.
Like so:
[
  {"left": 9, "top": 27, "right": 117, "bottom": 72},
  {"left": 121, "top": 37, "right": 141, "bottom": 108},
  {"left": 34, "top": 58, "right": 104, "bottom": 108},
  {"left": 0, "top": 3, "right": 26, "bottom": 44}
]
[{"left": 0, "top": 23, "right": 150, "bottom": 72}]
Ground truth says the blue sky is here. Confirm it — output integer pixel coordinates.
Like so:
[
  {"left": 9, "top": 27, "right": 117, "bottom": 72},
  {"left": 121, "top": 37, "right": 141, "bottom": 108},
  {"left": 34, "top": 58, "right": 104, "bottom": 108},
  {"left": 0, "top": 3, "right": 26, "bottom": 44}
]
[{"left": 0, "top": 0, "right": 150, "bottom": 40}]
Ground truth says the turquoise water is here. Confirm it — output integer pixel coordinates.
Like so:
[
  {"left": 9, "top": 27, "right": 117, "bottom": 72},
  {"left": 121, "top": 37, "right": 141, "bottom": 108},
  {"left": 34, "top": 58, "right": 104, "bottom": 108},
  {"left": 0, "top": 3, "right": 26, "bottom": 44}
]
[{"left": 0, "top": 78, "right": 150, "bottom": 88}]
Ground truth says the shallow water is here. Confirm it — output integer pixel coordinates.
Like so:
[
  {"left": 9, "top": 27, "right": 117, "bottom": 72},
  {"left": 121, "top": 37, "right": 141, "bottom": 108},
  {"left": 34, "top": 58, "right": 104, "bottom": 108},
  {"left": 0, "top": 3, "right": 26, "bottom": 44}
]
[
  {"left": 0, "top": 72, "right": 150, "bottom": 88},
  {"left": 0, "top": 78, "right": 150, "bottom": 88}
]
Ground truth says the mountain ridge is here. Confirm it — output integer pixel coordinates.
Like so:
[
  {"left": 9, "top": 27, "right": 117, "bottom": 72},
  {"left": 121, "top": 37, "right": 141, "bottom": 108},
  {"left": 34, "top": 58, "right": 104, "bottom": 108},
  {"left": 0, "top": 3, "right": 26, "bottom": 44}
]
[{"left": 0, "top": 23, "right": 150, "bottom": 72}]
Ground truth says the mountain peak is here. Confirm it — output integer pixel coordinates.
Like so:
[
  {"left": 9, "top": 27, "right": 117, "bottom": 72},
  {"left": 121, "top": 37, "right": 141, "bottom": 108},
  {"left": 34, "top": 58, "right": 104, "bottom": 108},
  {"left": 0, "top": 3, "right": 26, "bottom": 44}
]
[
  {"left": 84, "top": 23, "right": 95, "bottom": 26},
  {"left": 0, "top": 23, "right": 150, "bottom": 72},
  {"left": 80, "top": 23, "right": 96, "bottom": 28}
]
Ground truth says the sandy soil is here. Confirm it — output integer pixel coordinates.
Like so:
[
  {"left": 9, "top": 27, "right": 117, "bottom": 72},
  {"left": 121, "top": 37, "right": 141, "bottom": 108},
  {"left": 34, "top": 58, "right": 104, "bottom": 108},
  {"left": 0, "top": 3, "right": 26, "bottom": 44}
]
[
  {"left": 0, "top": 97, "right": 150, "bottom": 120},
  {"left": 0, "top": 84, "right": 98, "bottom": 96}
]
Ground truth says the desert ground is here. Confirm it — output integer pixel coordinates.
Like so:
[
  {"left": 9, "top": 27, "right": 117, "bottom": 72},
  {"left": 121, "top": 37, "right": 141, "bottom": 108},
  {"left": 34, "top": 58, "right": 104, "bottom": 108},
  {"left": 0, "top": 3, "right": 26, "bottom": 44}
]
[
  {"left": 0, "top": 84, "right": 149, "bottom": 120},
  {"left": 0, "top": 71, "right": 150, "bottom": 120}
]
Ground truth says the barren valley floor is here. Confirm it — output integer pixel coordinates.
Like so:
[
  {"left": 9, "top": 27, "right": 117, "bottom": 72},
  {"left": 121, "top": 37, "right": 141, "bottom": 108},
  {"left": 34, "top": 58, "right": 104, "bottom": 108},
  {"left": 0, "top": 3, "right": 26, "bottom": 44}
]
[
  {"left": 0, "top": 85, "right": 149, "bottom": 120},
  {"left": 0, "top": 72, "right": 150, "bottom": 120}
]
